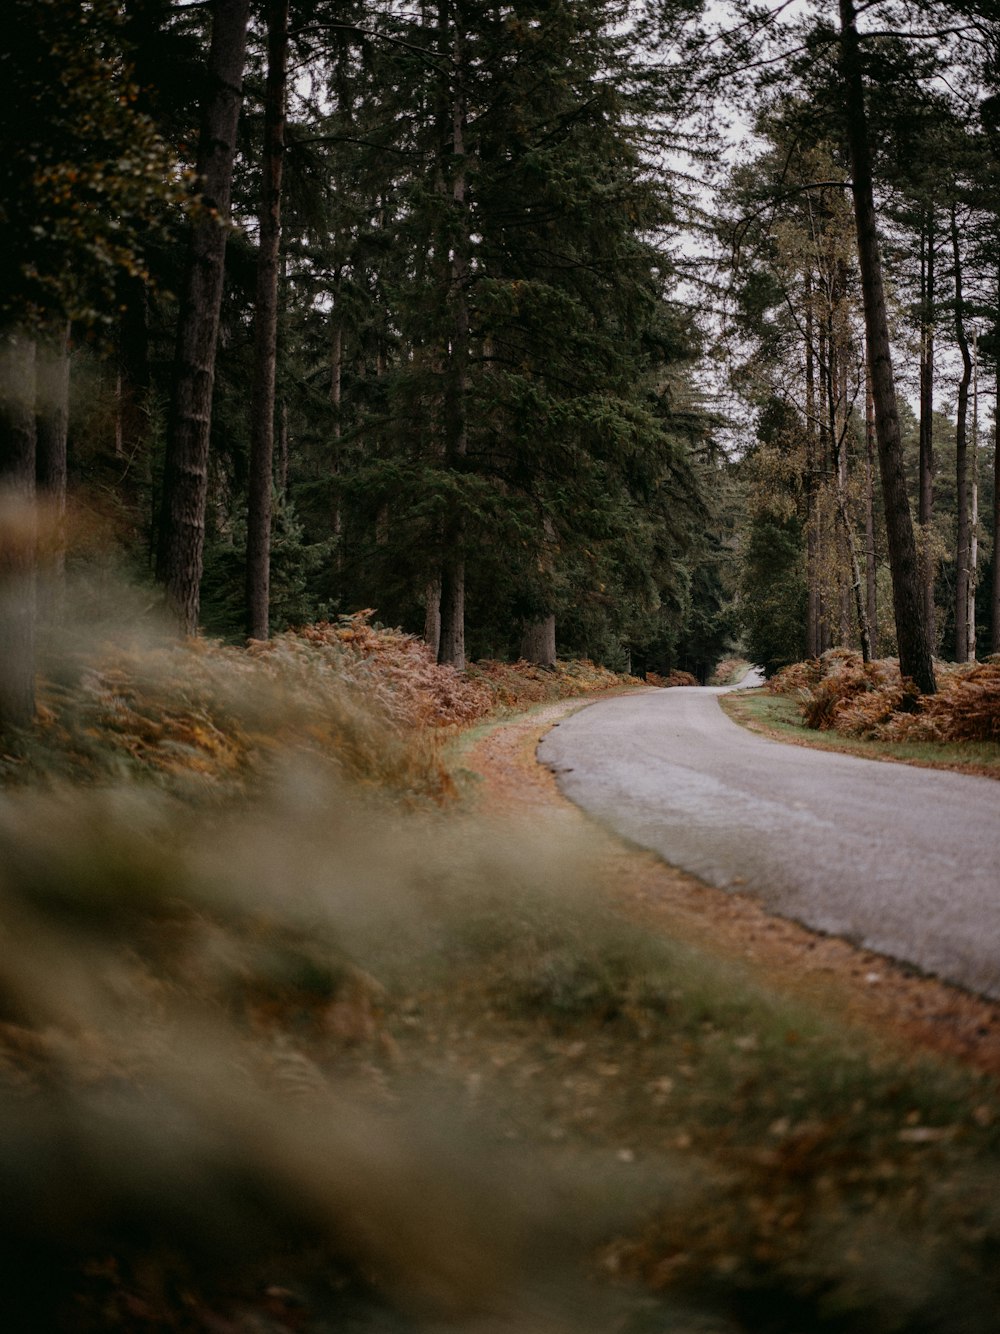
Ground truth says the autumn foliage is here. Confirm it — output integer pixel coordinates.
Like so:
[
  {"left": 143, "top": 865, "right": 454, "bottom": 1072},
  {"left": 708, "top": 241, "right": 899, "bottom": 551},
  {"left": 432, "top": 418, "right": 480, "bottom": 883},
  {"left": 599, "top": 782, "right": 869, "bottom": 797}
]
[
  {"left": 646, "top": 669, "right": 699, "bottom": 688},
  {"left": 6, "top": 612, "right": 636, "bottom": 799},
  {"left": 770, "top": 649, "right": 1000, "bottom": 744}
]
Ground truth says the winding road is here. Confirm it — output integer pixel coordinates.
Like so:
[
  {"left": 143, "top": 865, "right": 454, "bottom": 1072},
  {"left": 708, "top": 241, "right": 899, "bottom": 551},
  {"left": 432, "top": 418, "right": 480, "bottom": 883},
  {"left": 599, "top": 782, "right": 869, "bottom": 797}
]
[{"left": 538, "top": 675, "right": 1000, "bottom": 999}]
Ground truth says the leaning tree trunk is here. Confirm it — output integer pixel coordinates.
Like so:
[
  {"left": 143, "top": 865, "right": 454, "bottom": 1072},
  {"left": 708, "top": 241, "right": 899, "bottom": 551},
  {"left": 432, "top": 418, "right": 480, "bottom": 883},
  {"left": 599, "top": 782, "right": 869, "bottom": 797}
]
[
  {"left": 951, "top": 203, "right": 973, "bottom": 663},
  {"left": 245, "top": 0, "right": 289, "bottom": 642},
  {"left": 157, "top": 0, "right": 251, "bottom": 635},
  {"left": 838, "top": 0, "right": 935, "bottom": 693},
  {"left": 0, "top": 334, "right": 37, "bottom": 729}
]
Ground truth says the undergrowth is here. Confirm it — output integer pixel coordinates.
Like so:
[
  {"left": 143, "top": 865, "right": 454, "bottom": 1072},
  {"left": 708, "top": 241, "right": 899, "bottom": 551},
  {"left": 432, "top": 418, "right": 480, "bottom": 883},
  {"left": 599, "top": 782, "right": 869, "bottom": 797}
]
[
  {"left": 2, "top": 610, "right": 636, "bottom": 802},
  {"left": 2, "top": 771, "right": 999, "bottom": 1332},
  {"left": 3, "top": 612, "right": 1000, "bottom": 1331},
  {"left": 646, "top": 669, "right": 700, "bottom": 688},
  {"left": 770, "top": 649, "right": 1000, "bottom": 744}
]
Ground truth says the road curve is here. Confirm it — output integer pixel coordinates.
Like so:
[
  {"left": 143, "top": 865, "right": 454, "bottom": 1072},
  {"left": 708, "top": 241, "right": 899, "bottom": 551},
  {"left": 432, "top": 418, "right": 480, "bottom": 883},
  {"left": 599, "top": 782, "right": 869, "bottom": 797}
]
[{"left": 538, "top": 678, "right": 1000, "bottom": 999}]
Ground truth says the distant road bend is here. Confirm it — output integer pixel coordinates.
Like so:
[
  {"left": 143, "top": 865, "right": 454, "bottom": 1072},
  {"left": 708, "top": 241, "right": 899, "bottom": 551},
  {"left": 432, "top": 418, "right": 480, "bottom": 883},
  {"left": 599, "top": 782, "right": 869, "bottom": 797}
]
[{"left": 538, "top": 673, "right": 1000, "bottom": 1000}]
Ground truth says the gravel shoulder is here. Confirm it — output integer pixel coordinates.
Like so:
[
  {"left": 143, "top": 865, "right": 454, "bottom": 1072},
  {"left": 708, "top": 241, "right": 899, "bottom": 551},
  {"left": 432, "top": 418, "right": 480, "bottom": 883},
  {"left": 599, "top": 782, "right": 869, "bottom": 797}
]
[{"left": 456, "top": 694, "right": 1000, "bottom": 1077}]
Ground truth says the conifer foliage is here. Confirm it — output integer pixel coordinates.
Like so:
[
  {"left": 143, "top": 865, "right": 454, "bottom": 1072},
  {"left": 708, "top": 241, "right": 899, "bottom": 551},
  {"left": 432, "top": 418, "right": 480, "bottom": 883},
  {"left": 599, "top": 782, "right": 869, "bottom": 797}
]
[{"left": 1, "top": 0, "right": 722, "bottom": 718}]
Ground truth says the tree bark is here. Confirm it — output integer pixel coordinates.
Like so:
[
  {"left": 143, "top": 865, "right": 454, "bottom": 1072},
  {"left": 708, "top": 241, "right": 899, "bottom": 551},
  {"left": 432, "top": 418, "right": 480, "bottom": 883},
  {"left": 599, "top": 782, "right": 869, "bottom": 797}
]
[
  {"left": 435, "top": 0, "right": 469, "bottom": 670},
  {"left": 35, "top": 323, "right": 70, "bottom": 620},
  {"left": 330, "top": 306, "right": 343, "bottom": 579},
  {"left": 951, "top": 203, "right": 973, "bottom": 662},
  {"left": 520, "top": 614, "right": 556, "bottom": 666},
  {"left": 245, "top": 0, "right": 289, "bottom": 642},
  {"left": 0, "top": 334, "right": 37, "bottom": 728},
  {"left": 438, "top": 559, "right": 465, "bottom": 668},
  {"left": 838, "top": 0, "right": 935, "bottom": 693},
  {"left": 992, "top": 332, "right": 1000, "bottom": 654},
  {"left": 520, "top": 516, "right": 558, "bottom": 665},
  {"left": 864, "top": 376, "right": 878, "bottom": 657},
  {"left": 918, "top": 211, "right": 936, "bottom": 644},
  {"left": 817, "top": 314, "right": 832, "bottom": 653},
  {"left": 969, "top": 327, "right": 979, "bottom": 661},
  {"left": 158, "top": 0, "right": 251, "bottom": 636},
  {"left": 424, "top": 578, "right": 441, "bottom": 658},
  {"left": 805, "top": 277, "right": 821, "bottom": 658}
]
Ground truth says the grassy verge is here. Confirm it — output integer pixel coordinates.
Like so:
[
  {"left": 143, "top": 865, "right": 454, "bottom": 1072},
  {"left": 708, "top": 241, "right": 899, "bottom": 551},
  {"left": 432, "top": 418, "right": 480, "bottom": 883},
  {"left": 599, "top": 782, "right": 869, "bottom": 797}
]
[{"left": 722, "top": 687, "right": 1000, "bottom": 776}]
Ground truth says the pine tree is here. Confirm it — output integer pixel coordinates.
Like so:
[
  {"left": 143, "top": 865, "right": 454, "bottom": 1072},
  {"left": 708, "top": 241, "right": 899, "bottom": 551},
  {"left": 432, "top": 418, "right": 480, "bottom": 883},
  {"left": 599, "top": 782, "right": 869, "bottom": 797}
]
[
  {"left": 157, "top": 0, "right": 252, "bottom": 636},
  {"left": 246, "top": 0, "right": 291, "bottom": 642},
  {"left": 1, "top": 0, "right": 180, "bottom": 727}
]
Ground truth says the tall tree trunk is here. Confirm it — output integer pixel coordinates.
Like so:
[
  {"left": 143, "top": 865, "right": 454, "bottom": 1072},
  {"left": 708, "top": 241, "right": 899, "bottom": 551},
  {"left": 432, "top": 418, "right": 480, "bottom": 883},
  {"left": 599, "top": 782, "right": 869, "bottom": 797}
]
[
  {"left": 838, "top": 0, "right": 935, "bottom": 693},
  {"left": 246, "top": 0, "right": 289, "bottom": 643},
  {"left": 951, "top": 203, "right": 973, "bottom": 663},
  {"left": 435, "top": 0, "right": 469, "bottom": 670},
  {"left": 35, "top": 323, "right": 70, "bottom": 621},
  {"left": 969, "top": 328, "right": 979, "bottom": 660},
  {"left": 520, "top": 614, "right": 556, "bottom": 667},
  {"left": 0, "top": 334, "right": 37, "bottom": 728},
  {"left": 918, "top": 211, "right": 936, "bottom": 643},
  {"left": 521, "top": 517, "right": 558, "bottom": 665},
  {"left": 157, "top": 0, "right": 250, "bottom": 635},
  {"left": 833, "top": 262, "right": 852, "bottom": 646},
  {"left": 330, "top": 308, "right": 343, "bottom": 580},
  {"left": 827, "top": 379, "right": 871, "bottom": 663},
  {"left": 817, "top": 314, "right": 832, "bottom": 653},
  {"left": 424, "top": 577, "right": 441, "bottom": 658},
  {"left": 991, "top": 333, "right": 1000, "bottom": 654},
  {"left": 865, "top": 376, "right": 878, "bottom": 657},
  {"left": 805, "top": 277, "right": 821, "bottom": 658}
]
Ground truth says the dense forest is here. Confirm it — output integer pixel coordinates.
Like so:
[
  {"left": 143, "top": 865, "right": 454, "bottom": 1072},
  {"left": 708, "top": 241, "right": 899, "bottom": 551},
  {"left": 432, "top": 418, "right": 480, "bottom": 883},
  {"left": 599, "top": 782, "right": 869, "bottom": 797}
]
[
  {"left": 5, "top": 7, "right": 1000, "bottom": 1333},
  {"left": 1, "top": 0, "right": 998, "bottom": 715}
]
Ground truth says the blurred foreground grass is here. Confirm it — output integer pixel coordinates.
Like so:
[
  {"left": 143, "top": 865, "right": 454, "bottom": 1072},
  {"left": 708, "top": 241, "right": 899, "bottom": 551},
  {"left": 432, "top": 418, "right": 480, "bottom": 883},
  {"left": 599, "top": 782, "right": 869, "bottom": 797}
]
[{"left": 2, "top": 594, "right": 1000, "bottom": 1331}]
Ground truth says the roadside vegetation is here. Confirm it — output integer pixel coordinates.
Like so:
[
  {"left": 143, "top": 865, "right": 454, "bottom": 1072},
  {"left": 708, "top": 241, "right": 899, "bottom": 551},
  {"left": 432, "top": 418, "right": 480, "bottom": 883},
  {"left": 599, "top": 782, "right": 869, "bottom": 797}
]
[
  {"left": 2, "top": 607, "right": 636, "bottom": 801},
  {"left": 723, "top": 650, "right": 1000, "bottom": 776},
  {"left": 2, "top": 614, "right": 1000, "bottom": 1332}
]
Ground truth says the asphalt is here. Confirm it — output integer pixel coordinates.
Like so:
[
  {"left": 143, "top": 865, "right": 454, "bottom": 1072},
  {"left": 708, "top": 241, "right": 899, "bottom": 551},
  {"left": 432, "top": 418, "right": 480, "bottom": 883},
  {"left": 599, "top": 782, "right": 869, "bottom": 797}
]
[{"left": 537, "top": 673, "right": 1000, "bottom": 999}]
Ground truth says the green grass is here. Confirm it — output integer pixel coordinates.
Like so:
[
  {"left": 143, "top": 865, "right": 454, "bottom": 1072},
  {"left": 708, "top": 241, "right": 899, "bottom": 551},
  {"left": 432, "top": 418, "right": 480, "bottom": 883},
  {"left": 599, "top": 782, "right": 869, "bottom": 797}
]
[{"left": 723, "top": 688, "right": 1000, "bottom": 775}]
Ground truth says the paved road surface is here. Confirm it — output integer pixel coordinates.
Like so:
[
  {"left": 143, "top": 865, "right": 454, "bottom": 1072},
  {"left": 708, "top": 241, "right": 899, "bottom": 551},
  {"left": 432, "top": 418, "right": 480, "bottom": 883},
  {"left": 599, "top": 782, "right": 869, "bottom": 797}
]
[{"left": 538, "top": 676, "right": 1000, "bottom": 999}]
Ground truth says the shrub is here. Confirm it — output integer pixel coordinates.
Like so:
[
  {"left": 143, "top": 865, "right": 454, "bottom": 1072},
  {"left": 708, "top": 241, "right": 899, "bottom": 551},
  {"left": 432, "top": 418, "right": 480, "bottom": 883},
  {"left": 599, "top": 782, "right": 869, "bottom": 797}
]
[
  {"left": 647, "top": 670, "right": 699, "bottom": 688},
  {"left": 772, "top": 651, "right": 1000, "bottom": 746}
]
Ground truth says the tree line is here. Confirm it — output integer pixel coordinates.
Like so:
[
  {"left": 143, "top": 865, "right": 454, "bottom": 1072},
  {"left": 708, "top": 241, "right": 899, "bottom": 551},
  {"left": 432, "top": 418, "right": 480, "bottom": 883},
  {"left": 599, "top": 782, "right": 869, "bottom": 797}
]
[
  {"left": 2, "top": 0, "right": 999, "bottom": 729},
  {"left": 723, "top": 0, "right": 999, "bottom": 683}
]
